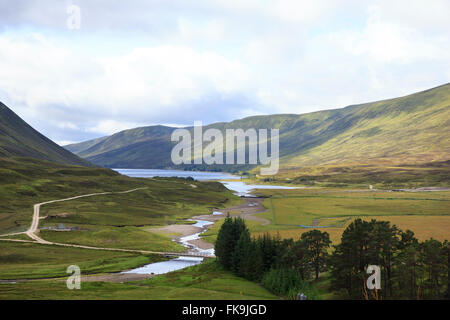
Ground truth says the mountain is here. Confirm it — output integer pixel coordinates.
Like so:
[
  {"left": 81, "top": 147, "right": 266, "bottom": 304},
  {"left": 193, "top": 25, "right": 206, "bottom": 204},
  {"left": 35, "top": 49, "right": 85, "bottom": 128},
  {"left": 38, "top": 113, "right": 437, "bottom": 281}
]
[
  {"left": 67, "top": 125, "right": 176, "bottom": 169},
  {"left": 0, "top": 101, "right": 91, "bottom": 166},
  {"left": 66, "top": 84, "right": 450, "bottom": 172}
]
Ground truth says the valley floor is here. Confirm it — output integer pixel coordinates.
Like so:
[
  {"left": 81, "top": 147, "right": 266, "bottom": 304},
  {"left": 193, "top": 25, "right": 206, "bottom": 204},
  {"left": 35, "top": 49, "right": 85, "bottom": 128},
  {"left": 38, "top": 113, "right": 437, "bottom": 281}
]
[
  {"left": 1, "top": 171, "right": 449, "bottom": 299},
  {"left": 0, "top": 260, "right": 278, "bottom": 300}
]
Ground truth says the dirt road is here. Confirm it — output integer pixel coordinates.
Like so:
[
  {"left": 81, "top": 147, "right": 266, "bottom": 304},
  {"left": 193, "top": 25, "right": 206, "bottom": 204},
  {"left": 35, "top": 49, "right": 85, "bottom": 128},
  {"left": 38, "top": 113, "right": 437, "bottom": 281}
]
[
  {"left": 0, "top": 187, "right": 212, "bottom": 259},
  {"left": 25, "top": 188, "right": 147, "bottom": 244}
]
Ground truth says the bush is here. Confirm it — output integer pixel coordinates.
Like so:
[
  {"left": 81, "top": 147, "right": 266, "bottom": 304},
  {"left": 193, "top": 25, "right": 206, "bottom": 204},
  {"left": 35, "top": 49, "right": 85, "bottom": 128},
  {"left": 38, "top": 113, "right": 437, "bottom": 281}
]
[{"left": 261, "top": 268, "right": 320, "bottom": 300}]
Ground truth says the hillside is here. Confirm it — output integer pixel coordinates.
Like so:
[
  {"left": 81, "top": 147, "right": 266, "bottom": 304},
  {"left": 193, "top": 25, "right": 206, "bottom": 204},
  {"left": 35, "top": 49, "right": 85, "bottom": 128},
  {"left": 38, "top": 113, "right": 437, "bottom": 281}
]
[
  {"left": 0, "top": 102, "right": 90, "bottom": 166},
  {"left": 66, "top": 84, "right": 450, "bottom": 173}
]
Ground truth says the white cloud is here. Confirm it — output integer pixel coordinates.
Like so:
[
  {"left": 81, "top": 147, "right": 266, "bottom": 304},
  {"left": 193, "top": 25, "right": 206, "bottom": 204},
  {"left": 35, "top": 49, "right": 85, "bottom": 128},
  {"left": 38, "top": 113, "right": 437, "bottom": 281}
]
[
  {"left": 329, "top": 4, "right": 448, "bottom": 64},
  {"left": 56, "top": 140, "right": 78, "bottom": 146},
  {"left": 56, "top": 122, "right": 79, "bottom": 130},
  {"left": 87, "top": 120, "right": 143, "bottom": 135},
  {"left": 98, "top": 46, "right": 247, "bottom": 109}
]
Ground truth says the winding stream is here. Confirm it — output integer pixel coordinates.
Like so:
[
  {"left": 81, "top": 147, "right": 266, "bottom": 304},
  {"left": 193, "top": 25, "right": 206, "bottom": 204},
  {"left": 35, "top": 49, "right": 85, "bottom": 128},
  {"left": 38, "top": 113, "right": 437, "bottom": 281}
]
[
  {"left": 123, "top": 219, "right": 214, "bottom": 275},
  {"left": 116, "top": 169, "right": 299, "bottom": 275}
]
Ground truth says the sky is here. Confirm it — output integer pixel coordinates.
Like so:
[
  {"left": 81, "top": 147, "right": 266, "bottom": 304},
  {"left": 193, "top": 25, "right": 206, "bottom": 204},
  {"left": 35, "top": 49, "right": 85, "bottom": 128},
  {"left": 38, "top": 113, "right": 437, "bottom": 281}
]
[{"left": 0, "top": 0, "right": 449, "bottom": 145}]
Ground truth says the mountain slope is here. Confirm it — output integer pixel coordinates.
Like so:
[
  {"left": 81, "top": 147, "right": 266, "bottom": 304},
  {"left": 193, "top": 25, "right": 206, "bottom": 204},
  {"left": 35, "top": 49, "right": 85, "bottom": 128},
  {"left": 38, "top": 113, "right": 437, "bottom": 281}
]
[
  {"left": 66, "top": 125, "right": 176, "bottom": 168},
  {"left": 0, "top": 101, "right": 91, "bottom": 166},
  {"left": 63, "top": 135, "right": 108, "bottom": 155},
  {"left": 66, "top": 84, "right": 450, "bottom": 171},
  {"left": 283, "top": 83, "right": 450, "bottom": 167}
]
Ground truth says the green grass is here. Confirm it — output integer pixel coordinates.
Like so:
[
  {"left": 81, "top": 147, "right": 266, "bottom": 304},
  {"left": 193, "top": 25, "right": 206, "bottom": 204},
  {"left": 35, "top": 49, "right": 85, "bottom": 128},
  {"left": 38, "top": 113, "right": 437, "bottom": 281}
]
[
  {"left": 271, "top": 161, "right": 450, "bottom": 189},
  {"left": 201, "top": 218, "right": 293, "bottom": 245},
  {"left": 0, "top": 241, "right": 165, "bottom": 280},
  {"left": 281, "top": 84, "right": 450, "bottom": 169},
  {"left": 269, "top": 195, "right": 450, "bottom": 226},
  {"left": 0, "top": 157, "right": 239, "bottom": 235},
  {"left": 203, "top": 188, "right": 450, "bottom": 246},
  {"left": 0, "top": 233, "right": 30, "bottom": 240},
  {"left": 40, "top": 226, "right": 185, "bottom": 252},
  {"left": 1, "top": 155, "right": 449, "bottom": 299},
  {"left": 30, "top": 176, "right": 239, "bottom": 252},
  {"left": 0, "top": 260, "right": 279, "bottom": 300},
  {"left": 39, "top": 187, "right": 236, "bottom": 227},
  {"left": 239, "top": 188, "right": 450, "bottom": 246}
]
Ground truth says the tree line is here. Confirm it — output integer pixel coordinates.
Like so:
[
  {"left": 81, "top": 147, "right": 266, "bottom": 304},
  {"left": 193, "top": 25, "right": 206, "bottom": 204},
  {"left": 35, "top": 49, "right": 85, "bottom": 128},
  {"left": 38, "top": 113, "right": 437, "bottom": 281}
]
[{"left": 214, "top": 215, "right": 449, "bottom": 299}]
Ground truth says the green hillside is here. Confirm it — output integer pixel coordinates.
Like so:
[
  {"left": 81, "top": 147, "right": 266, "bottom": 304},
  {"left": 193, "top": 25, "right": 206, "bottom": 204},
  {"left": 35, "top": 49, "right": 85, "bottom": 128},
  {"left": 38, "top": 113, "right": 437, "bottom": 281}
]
[
  {"left": 0, "top": 101, "right": 90, "bottom": 166},
  {"left": 66, "top": 84, "right": 450, "bottom": 173},
  {"left": 69, "top": 125, "right": 176, "bottom": 168},
  {"left": 64, "top": 135, "right": 108, "bottom": 155},
  {"left": 283, "top": 83, "right": 450, "bottom": 168}
]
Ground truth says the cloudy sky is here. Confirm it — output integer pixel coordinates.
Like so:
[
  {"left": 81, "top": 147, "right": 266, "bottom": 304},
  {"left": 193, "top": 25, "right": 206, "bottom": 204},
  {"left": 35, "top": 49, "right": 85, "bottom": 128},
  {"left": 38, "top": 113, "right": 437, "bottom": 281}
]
[{"left": 0, "top": 0, "right": 449, "bottom": 145}]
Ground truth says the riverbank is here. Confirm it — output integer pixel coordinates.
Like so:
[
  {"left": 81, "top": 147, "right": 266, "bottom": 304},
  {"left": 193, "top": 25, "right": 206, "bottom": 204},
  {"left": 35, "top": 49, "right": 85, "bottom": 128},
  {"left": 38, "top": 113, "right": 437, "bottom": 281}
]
[
  {"left": 73, "top": 171, "right": 304, "bottom": 278},
  {"left": 129, "top": 178, "right": 303, "bottom": 275},
  {"left": 0, "top": 260, "right": 278, "bottom": 300},
  {"left": 147, "top": 197, "right": 271, "bottom": 253}
]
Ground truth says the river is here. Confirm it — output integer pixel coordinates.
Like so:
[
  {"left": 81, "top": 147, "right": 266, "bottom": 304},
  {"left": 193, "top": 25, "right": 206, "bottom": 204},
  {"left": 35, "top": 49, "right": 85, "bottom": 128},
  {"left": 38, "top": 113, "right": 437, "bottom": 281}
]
[{"left": 115, "top": 168, "right": 298, "bottom": 275}]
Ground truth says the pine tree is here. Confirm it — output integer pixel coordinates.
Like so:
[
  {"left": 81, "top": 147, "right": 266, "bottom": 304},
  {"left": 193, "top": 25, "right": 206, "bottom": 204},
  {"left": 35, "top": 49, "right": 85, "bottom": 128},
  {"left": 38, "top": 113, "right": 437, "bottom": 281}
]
[
  {"left": 301, "top": 230, "right": 331, "bottom": 280},
  {"left": 420, "top": 239, "right": 446, "bottom": 299},
  {"left": 214, "top": 215, "right": 234, "bottom": 269},
  {"left": 214, "top": 215, "right": 249, "bottom": 271},
  {"left": 330, "top": 219, "right": 393, "bottom": 298},
  {"left": 392, "top": 230, "right": 420, "bottom": 299},
  {"left": 232, "top": 228, "right": 251, "bottom": 275}
]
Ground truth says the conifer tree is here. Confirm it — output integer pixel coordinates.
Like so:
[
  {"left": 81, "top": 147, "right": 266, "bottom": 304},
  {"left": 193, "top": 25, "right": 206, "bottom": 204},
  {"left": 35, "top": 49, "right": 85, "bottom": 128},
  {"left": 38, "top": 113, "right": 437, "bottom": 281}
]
[{"left": 301, "top": 230, "right": 331, "bottom": 280}]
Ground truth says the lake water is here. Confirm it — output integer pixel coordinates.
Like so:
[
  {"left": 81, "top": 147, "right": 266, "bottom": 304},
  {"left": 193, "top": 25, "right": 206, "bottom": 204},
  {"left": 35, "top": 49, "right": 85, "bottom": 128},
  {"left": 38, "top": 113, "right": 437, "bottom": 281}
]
[
  {"left": 122, "top": 256, "right": 204, "bottom": 275},
  {"left": 114, "top": 168, "right": 299, "bottom": 196},
  {"left": 113, "top": 168, "right": 240, "bottom": 181},
  {"left": 221, "top": 181, "right": 300, "bottom": 197},
  {"left": 119, "top": 168, "right": 299, "bottom": 275}
]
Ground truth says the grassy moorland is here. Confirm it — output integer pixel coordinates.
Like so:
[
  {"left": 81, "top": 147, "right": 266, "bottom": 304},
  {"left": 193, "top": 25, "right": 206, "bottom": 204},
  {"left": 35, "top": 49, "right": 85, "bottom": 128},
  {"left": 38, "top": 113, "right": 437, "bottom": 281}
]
[
  {"left": 0, "top": 156, "right": 241, "bottom": 285},
  {"left": 0, "top": 157, "right": 239, "bottom": 236},
  {"left": 251, "top": 215, "right": 450, "bottom": 246},
  {"left": 39, "top": 226, "right": 186, "bottom": 252},
  {"left": 263, "top": 191, "right": 450, "bottom": 226},
  {"left": 0, "top": 260, "right": 278, "bottom": 300},
  {"left": 0, "top": 241, "right": 165, "bottom": 280},
  {"left": 0, "top": 157, "right": 272, "bottom": 301},
  {"left": 201, "top": 188, "right": 450, "bottom": 246},
  {"left": 255, "top": 160, "right": 450, "bottom": 189}
]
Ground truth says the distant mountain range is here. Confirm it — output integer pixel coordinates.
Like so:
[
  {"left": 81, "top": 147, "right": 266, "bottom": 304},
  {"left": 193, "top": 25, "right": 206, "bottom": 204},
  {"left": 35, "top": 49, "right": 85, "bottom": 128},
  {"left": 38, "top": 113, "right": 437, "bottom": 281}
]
[
  {"left": 0, "top": 101, "right": 90, "bottom": 166},
  {"left": 66, "top": 84, "right": 450, "bottom": 173}
]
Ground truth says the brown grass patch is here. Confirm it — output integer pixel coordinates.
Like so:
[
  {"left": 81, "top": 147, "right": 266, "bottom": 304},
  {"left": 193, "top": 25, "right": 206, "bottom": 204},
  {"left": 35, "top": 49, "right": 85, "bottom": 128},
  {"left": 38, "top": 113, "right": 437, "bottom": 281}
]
[{"left": 253, "top": 215, "right": 450, "bottom": 244}]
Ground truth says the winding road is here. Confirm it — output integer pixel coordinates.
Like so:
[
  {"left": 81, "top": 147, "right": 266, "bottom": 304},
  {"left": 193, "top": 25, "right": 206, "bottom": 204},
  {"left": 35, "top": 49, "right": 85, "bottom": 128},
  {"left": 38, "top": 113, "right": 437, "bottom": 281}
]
[
  {"left": 0, "top": 187, "right": 212, "bottom": 258},
  {"left": 26, "top": 188, "right": 146, "bottom": 244}
]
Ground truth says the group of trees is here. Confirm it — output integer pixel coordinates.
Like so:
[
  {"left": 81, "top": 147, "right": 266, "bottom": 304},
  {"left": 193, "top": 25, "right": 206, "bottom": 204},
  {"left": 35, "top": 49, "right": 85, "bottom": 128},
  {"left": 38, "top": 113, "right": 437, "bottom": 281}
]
[
  {"left": 214, "top": 216, "right": 330, "bottom": 298},
  {"left": 330, "top": 219, "right": 449, "bottom": 299},
  {"left": 215, "top": 215, "right": 449, "bottom": 300}
]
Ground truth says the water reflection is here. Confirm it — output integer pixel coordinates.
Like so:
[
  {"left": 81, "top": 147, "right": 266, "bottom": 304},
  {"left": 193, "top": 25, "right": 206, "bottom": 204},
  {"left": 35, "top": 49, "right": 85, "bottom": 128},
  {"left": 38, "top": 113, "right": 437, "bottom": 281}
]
[{"left": 123, "top": 256, "right": 204, "bottom": 275}]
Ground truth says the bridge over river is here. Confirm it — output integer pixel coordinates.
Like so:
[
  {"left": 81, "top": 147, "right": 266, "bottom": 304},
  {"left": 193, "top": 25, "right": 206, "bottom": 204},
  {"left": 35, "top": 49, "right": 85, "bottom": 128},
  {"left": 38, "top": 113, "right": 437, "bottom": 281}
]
[{"left": 162, "top": 251, "right": 215, "bottom": 259}]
